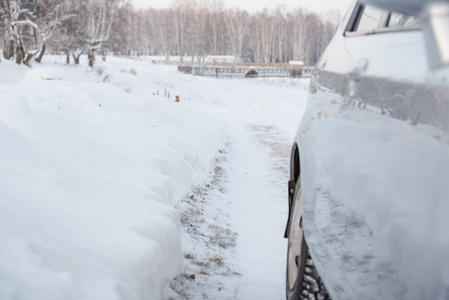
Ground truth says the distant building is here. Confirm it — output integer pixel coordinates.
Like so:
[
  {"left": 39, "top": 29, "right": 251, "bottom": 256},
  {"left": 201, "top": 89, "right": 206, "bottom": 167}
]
[
  {"left": 289, "top": 61, "right": 305, "bottom": 78},
  {"left": 289, "top": 61, "right": 305, "bottom": 68},
  {"left": 207, "top": 56, "right": 237, "bottom": 64}
]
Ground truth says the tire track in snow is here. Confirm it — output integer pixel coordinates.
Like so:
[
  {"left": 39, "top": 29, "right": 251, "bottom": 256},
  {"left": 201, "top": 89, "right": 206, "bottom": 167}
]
[
  {"left": 168, "top": 123, "right": 290, "bottom": 299},
  {"left": 168, "top": 143, "right": 241, "bottom": 299},
  {"left": 226, "top": 124, "right": 289, "bottom": 300}
]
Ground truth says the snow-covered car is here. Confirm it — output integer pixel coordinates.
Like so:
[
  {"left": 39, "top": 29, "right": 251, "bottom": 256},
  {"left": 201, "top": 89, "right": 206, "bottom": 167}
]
[{"left": 285, "top": 0, "right": 449, "bottom": 299}]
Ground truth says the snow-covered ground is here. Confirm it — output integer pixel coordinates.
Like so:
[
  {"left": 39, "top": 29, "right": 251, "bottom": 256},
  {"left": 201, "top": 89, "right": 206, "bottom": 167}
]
[{"left": 0, "top": 56, "right": 309, "bottom": 299}]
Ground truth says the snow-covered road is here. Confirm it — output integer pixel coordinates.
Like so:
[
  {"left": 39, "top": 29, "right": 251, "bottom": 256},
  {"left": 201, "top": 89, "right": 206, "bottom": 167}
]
[
  {"left": 0, "top": 56, "right": 309, "bottom": 300},
  {"left": 169, "top": 120, "right": 292, "bottom": 299},
  {"left": 160, "top": 65, "right": 310, "bottom": 298},
  {"left": 226, "top": 123, "right": 290, "bottom": 299}
]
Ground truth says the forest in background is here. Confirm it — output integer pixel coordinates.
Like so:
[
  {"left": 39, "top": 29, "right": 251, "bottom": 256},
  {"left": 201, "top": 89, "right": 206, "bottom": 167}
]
[{"left": 0, "top": 0, "right": 340, "bottom": 67}]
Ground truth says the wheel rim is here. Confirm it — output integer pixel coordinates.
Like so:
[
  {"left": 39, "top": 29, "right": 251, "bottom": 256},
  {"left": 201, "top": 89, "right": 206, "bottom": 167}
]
[{"left": 287, "top": 188, "right": 303, "bottom": 290}]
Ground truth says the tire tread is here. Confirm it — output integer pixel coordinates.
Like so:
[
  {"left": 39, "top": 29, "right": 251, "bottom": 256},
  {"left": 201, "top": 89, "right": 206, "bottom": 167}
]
[{"left": 299, "top": 249, "right": 331, "bottom": 300}]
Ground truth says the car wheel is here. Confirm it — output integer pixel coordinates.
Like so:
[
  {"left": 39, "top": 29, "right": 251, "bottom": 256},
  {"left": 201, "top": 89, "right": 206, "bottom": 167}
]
[{"left": 286, "top": 181, "right": 331, "bottom": 300}]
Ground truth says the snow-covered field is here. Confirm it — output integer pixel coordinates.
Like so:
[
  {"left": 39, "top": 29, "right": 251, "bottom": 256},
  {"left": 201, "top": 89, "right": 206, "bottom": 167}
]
[{"left": 0, "top": 56, "right": 309, "bottom": 299}]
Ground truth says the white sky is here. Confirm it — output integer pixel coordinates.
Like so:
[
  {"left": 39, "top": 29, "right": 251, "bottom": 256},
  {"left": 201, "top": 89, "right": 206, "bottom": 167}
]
[{"left": 132, "top": 0, "right": 353, "bottom": 14}]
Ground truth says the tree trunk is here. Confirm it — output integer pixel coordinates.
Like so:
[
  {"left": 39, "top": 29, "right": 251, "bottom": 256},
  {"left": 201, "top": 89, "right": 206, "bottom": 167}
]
[
  {"left": 3, "top": 38, "right": 14, "bottom": 60},
  {"left": 72, "top": 54, "right": 80, "bottom": 65},
  {"left": 101, "top": 50, "right": 107, "bottom": 61},
  {"left": 23, "top": 52, "right": 36, "bottom": 66},
  {"left": 15, "top": 43, "right": 25, "bottom": 65},
  {"left": 66, "top": 50, "right": 70, "bottom": 64},
  {"left": 88, "top": 49, "right": 95, "bottom": 67},
  {"left": 73, "top": 52, "right": 82, "bottom": 65},
  {"left": 35, "top": 44, "right": 46, "bottom": 63},
  {"left": 72, "top": 48, "right": 83, "bottom": 65}
]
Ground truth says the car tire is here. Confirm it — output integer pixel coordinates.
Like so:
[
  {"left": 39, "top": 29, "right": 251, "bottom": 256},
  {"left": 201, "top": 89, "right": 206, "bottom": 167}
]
[{"left": 286, "top": 181, "right": 331, "bottom": 300}]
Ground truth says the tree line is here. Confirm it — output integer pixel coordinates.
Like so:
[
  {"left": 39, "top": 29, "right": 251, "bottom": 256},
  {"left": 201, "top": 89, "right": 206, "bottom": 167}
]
[{"left": 0, "top": 0, "right": 340, "bottom": 67}]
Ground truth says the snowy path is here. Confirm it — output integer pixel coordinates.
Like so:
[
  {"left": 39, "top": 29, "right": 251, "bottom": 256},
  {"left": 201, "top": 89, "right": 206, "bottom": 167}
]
[
  {"left": 153, "top": 66, "right": 309, "bottom": 300},
  {"left": 78, "top": 58, "right": 307, "bottom": 299},
  {"left": 170, "top": 119, "right": 291, "bottom": 299},
  {"left": 226, "top": 123, "right": 289, "bottom": 299}
]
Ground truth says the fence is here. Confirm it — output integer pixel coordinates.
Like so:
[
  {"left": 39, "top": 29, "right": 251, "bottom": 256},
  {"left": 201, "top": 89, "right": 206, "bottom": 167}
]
[{"left": 177, "top": 64, "right": 313, "bottom": 78}]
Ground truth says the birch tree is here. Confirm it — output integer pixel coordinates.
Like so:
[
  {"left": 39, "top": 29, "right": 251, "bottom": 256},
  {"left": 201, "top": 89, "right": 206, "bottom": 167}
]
[
  {"left": 224, "top": 8, "right": 248, "bottom": 59},
  {"left": 154, "top": 9, "right": 175, "bottom": 59},
  {"left": 189, "top": 0, "right": 208, "bottom": 61},
  {"left": 85, "top": 0, "right": 119, "bottom": 67},
  {"left": 1, "top": 0, "right": 337, "bottom": 66},
  {"left": 0, "top": 0, "right": 73, "bottom": 65},
  {"left": 207, "top": 0, "right": 225, "bottom": 55},
  {"left": 28, "top": 0, "right": 74, "bottom": 64},
  {"left": 172, "top": 0, "right": 188, "bottom": 61},
  {"left": 0, "top": 0, "right": 32, "bottom": 64}
]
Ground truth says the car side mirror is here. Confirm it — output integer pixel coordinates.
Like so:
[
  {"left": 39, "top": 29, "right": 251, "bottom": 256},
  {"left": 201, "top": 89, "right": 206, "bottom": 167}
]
[{"left": 422, "top": 2, "right": 449, "bottom": 69}]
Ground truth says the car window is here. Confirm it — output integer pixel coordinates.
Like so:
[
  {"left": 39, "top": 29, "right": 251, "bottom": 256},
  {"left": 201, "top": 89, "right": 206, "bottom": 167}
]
[
  {"left": 387, "top": 13, "right": 421, "bottom": 28},
  {"left": 353, "top": 5, "right": 385, "bottom": 32},
  {"left": 346, "top": 4, "right": 421, "bottom": 35}
]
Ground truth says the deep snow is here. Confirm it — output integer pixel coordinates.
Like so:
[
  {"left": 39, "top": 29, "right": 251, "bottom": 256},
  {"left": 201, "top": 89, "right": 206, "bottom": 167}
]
[{"left": 0, "top": 56, "right": 309, "bottom": 299}]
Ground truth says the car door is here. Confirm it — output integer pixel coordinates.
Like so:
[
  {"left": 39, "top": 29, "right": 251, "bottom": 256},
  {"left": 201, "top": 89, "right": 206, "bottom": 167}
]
[{"left": 298, "top": 1, "right": 449, "bottom": 299}]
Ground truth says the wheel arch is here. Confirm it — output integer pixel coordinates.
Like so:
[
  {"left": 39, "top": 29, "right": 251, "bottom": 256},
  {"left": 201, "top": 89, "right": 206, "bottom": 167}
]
[
  {"left": 285, "top": 143, "right": 301, "bottom": 239},
  {"left": 290, "top": 143, "right": 301, "bottom": 184}
]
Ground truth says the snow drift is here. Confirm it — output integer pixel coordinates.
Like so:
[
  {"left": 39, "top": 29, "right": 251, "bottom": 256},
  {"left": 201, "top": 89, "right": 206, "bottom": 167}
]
[{"left": 0, "top": 59, "right": 225, "bottom": 300}]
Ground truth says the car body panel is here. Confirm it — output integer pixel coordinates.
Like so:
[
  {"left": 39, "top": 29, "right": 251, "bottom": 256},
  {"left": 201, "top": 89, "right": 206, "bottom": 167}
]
[{"left": 292, "top": 1, "right": 449, "bottom": 299}]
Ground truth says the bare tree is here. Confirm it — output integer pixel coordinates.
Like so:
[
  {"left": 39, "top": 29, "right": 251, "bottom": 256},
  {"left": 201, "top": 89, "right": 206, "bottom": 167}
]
[
  {"left": 1, "top": 0, "right": 337, "bottom": 66},
  {"left": 27, "top": 0, "right": 74, "bottom": 65},
  {"left": 0, "top": 0, "right": 32, "bottom": 64},
  {"left": 0, "top": 0, "right": 73, "bottom": 65},
  {"left": 189, "top": 0, "right": 208, "bottom": 61},
  {"left": 156, "top": 9, "right": 175, "bottom": 59},
  {"left": 153, "top": 8, "right": 175, "bottom": 59},
  {"left": 249, "top": 9, "right": 277, "bottom": 63},
  {"left": 85, "top": 0, "right": 119, "bottom": 67},
  {"left": 207, "top": 0, "right": 224, "bottom": 55},
  {"left": 290, "top": 9, "right": 304, "bottom": 61},
  {"left": 172, "top": 0, "right": 189, "bottom": 61},
  {"left": 224, "top": 8, "right": 248, "bottom": 60},
  {"left": 0, "top": 1, "right": 14, "bottom": 60}
]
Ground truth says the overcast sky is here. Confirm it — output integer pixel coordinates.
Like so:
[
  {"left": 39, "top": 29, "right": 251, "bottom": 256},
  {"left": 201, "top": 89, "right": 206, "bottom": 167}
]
[{"left": 132, "top": 0, "right": 353, "bottom": 14}]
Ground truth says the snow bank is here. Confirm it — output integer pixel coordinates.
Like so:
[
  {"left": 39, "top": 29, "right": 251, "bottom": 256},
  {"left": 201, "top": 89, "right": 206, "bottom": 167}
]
[
  {"left": 21, "top": 67, "right": 64, "bottom": 82},
  {"left": 0, "top": 58, "right": 225, "bottom": 300}
]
